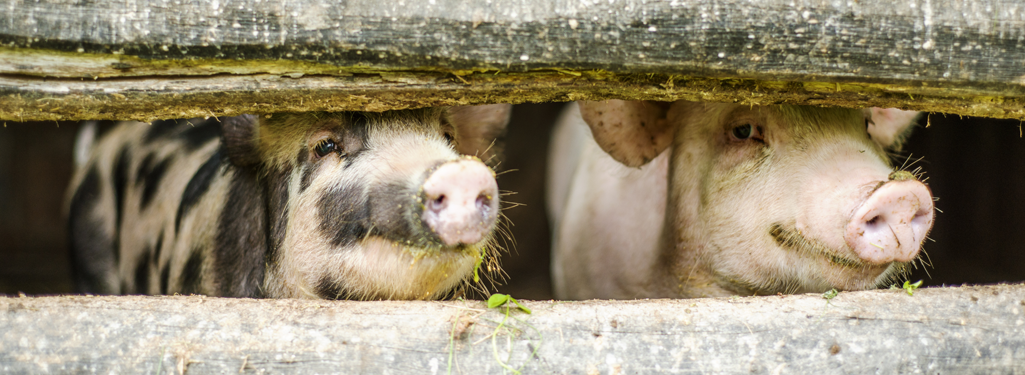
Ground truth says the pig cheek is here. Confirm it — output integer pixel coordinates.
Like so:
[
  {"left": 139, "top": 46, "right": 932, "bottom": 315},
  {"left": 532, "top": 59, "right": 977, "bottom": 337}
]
[
  {"left": 687, "top": 166, "right": 761, "bottom": 273},
  {"left": 270, "top": 167, "right": 330, "bottom": 298},
  {"left": 699, "top": 187, "right": 789, "bottom": 292},
  {"left": 699, "top": 156, "right": 820, "bottom": 293}
]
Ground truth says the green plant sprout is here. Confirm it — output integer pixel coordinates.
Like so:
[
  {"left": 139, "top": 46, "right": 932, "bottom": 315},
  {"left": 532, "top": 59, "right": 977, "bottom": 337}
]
[
  {"left": 446, "top": 295, "right": 541, "bottom": 375},
  {"left": 487, "top": 294, "right": 532, "bottom": 314},
  {"left": 485, "top": 294, "right": 535, "bottom": 374},
  {"left": 902, "top": 280, "right": 923, "bottom": 296},
  {"left": 822, "top": 288, "right": 839, "bottom": 300}
]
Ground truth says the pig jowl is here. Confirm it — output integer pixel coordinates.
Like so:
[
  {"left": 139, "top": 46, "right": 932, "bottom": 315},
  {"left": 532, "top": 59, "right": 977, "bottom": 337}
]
[
  {"left": 67, "top": 106, "right": 510, "bottom": 300},
  {"left": 549, "top": 101, "right": 934, "bottom": 299}
]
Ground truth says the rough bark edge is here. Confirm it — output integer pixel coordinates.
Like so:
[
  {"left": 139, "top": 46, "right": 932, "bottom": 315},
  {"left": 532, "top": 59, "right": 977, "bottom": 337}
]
[{"left": 4, "top": 71, "right": 1025, "bottom": 122}]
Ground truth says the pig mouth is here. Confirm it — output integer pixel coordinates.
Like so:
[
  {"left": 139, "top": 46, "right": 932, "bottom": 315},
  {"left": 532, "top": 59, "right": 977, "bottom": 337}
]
[{"left": 768, "top": 223, "right": 868, "bottom": 269}]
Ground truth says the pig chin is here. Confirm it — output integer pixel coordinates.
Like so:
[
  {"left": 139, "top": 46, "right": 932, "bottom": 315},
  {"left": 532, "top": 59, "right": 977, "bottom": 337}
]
[
  {"left": 331, "top": 236, "right": 483, "bottom": 300},
  {"left": 278, "top": 235, "right": 485, "bottom": 300},
  {"left": 766, "top": 222, "right": 903, "bottom": 291}
]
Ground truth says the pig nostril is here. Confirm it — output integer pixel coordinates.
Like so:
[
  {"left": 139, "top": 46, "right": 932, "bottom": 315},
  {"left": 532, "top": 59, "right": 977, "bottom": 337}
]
[
  {"left": 429, "top": 195, "right": 446, "bottom": 212},
  {"left": 476, "top": 193, "right": 491, "bottom": 212},
  {"left": 866, "top": 215, "right": 881, "bottom": 227}
]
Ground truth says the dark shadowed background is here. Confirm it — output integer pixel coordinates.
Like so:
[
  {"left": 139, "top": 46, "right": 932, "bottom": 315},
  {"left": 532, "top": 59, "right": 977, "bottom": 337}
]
[{"left": 1, "top": 103, "right": 1022, "bottom": 299}]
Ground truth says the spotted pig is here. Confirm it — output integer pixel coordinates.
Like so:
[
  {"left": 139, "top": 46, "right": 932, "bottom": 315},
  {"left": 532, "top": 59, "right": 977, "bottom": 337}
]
[{"left": 67, "top": 105, "right": 511, "bottom": 300}]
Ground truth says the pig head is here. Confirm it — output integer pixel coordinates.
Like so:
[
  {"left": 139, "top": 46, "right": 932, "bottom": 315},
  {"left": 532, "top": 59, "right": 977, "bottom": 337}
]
[
  {"left": 68, "top": 105, "right": 511, "bottom": 301},
  {"left": 549, "top": 100, "right": 934, "bottom": 299}
]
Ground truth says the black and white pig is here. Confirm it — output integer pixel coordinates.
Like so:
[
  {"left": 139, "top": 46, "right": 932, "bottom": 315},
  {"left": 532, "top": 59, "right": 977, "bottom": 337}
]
[
  {"left": 548, "top": 101, "right": 933, "bottom": 299},
  {"left": 67, "top": 105, "right": 511, "bottom": 300}
]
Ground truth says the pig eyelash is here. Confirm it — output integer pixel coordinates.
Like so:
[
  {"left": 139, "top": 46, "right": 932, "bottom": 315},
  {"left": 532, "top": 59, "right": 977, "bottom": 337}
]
[
  {"left": 729, "top": 123, "right": 764, "bottom": 142},
  {"left": 438, "top": 117, "right": 457, "bottom": 145},
  {"left": 313, "top": 139, "right": 342, "bottom": 158}
]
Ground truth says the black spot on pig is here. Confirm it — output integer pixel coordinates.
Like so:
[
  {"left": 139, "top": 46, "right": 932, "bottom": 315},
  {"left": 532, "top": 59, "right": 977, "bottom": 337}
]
[
  {"left": 213, "top": 168, "right": 268, "bottom": 297},
  {"left": 135, "top": 154, "right": 156, "bottom": 185},
  {"left": 153, "top": 231, "right": 164, "bottom": 266},
  {"left": 113, "top": 147, "right": 130, "bottom": 239},
  {"left": 297, "top": 147, "right": 313, "bottom": 192},
  {"left": 318, "top": 183, "right": 371, "bottom": 247},
  {"left": 371, "top": 180, "right": 438, "bottom": 247},
  {"left": 221, "top": 115, "right": 261, "bottom": 167},
  {"left": 176, "top": 151, "right": 223, "bottom": 231},
  {"left": 145, "top": 120, "right": 179, "bottom": 143},
  {"left": 68, "top": 167, "right": 116, "bottom": 294},
  {"left": 315, "top": 275, "right": 350, "bottom": 300},
  {"left": 133, "top": 251, "right": 150, "bottom": 294},
  {"left": 300, "top": 165, "right": 314, "bottom": 193},
  {"left": 264, "top": 169, "right": 291, "bottom": 262},
  {"left": 179, "top": 251, "right": 204, "bottom": 295},
  {"left": 295, "top": 147, "right": 309, "bottom": 166},
  {"left": 159, "top": 263, "right": 170, "bottom": 294},
  {"left": 180, "top": 118, "right": 221, "bottom": 150},
  {"left": 138, "top": 155, "right": 171, "bottom": 210}
]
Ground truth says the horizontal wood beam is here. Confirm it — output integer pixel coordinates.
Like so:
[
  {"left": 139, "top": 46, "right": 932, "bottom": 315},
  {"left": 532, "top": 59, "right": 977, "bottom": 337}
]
[
  {"left": 3, "top": 0, "right": 1025, "bottom": 121},
  {"left": 3, "top": 284, "right": 1024, "bottom": 373}
]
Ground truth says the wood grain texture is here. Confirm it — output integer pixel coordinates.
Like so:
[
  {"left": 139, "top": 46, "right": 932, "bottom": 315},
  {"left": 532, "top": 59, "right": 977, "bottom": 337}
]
[
  {"left": 2, "top": 284, "right": 1024, "bottom": 373},
  {"left": 2, "top": 0, "right": 1025, "bottom": 121}
]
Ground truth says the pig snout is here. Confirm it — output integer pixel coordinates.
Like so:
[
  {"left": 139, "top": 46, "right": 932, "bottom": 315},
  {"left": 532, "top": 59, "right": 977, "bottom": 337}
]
[
  {"left": 421, "top": 158, "right": 499, "bottom": 247},
  {"left": 844, "top": 175, "right": 934, "bottom": 264}
]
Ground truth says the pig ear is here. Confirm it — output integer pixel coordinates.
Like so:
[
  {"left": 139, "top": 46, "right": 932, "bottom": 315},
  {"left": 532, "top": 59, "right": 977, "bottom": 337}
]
[
  {"left": 578, "top": 100, "right": 674, "bottom": 168},
  {"left": 446, "top": 104, "right": 512, "bottom": 166},
  {"left": 220, "top": 114, "right": 262, "bottom": 168},
  {"left": 865, "top": 108, "right": 921, "bottom": 151}
]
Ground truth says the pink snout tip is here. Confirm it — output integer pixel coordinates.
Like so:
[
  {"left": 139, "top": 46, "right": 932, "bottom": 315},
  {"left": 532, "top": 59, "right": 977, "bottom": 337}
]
[
  {"left": 844, "top": 179, "right": 934, "bottom": 264},
  {"left": 421, "top": 158, "right": 499, "bottom": 247}
]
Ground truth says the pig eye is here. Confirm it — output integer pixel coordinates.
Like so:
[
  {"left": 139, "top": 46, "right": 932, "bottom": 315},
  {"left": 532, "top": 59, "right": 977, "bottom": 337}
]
[
  {"left": 313, "top": 139, "right": 339, "bottom": 158},
  {"left": 730, "top": 123, "right": 762, "bottom": 141},
  {"left": 442, "top": 132, "right": 455, "bottom": 144}
]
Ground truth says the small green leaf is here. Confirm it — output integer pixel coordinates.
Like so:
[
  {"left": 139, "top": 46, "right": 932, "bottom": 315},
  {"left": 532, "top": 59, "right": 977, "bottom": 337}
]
[
  {"left": 822, "top": 288, "right": 839, "bottom": 300},
  {"left": 511, "top": 298, "right": 532, "bottom": 314},
  {"left": 487, "top": 293, "right": 510, "bottom": 309},
  {"left": 903, "top": 280, "right": 923, "bottom": 296}
]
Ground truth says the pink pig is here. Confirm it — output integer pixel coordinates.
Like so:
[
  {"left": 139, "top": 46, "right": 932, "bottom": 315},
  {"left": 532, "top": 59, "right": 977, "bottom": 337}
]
[{"left": 548, "top": 101, "right": 934, "bottom": 299}]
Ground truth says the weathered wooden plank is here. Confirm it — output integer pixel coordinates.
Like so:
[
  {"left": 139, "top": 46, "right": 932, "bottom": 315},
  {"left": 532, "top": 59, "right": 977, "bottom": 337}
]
[
  {"left": 2, "top": 0, "right": 1025, "bottom": 121},
  {"left": 2, "top": 284, "right": 1024, "bottom": 374}
]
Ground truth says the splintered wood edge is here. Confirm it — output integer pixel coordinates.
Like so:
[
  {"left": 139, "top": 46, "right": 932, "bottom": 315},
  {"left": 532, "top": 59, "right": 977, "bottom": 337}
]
[{"left": 3, "top": 71, "right": 1025, "bottom": 122}]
